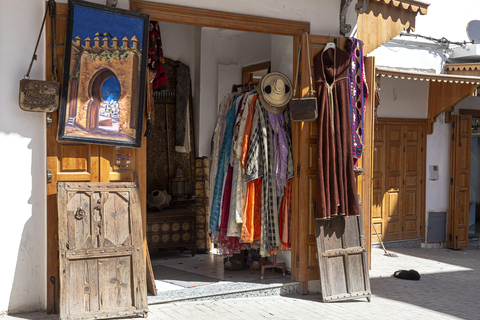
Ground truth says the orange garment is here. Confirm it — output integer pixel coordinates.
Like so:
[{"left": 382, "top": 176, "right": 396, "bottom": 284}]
[
  {"left": 241, "top": 178, "right": 262, "bottom": 243},
  {"left": 278, "top": 180, "right": 292, "bottom": 250},
  {"left": 240, "top": 94, "right": 259, "bottom": 168}
]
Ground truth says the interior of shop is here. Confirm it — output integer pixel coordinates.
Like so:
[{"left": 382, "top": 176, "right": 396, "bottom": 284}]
[
  {"left": 470, "top": 117, "right": 480, "bottom": 240},
  {"left": 145, "top": 21, "right": 297, "bottom": 301}
]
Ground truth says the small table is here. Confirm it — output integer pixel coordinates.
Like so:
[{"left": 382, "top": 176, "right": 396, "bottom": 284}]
[{"left": 146, "top": 205, "right": 196, "bottom": 256}]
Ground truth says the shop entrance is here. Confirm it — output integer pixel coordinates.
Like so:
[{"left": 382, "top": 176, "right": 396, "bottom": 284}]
[{"left": 144, "top": 20, "right": 298, "bottom": 301}]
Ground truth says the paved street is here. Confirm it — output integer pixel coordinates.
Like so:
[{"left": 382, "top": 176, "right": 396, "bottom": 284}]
[{"left": 3, "top": 247, "right": 480, "bottom": 320}]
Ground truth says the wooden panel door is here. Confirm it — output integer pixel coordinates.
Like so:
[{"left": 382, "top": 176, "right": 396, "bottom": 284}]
[
  {"left": 373, "top": 119, "right": 425, "bottom": 242},
  {"left": 372, "top": 124, "right": 386, "bottom": 242},
  {"left": 57, "top": 182, "right": 147, "bottom": 320},
  {"left": 448, "top": 115, "right": 471, "bottom": 249},
  {"left": 384, "top": 124, "right": 403, "bottom": 241},
  {"left": 403, "top": 125, "right": 423, "bottom": 239},
  {"left": 47, "top": 3, "right": 147, "bottom": 312},
  {"left": 292, "top": 35, "right": 347, "bottom": 289}
]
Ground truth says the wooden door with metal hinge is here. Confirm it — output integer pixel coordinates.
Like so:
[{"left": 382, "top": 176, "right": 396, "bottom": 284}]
[
  {"left": 448, "top": 114, "right": 471, "bottom": 249},
  {"left": 57, "top": 181, "right": 147, "bottom": 320},
  {"left": 291, "top": 34, "right": 374, "bottom": 293},
  {"left": 46, "top": 2, "right": 148, "bottom": 313}
]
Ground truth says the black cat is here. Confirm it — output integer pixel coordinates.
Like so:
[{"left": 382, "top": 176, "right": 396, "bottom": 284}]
[{"left": 393, "top": 269, "right": 421, "bottom": 281}]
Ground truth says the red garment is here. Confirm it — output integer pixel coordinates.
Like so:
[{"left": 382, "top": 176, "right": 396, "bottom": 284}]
[
  {"left": 278, "top": 180, "right": 291, "bottom": 249},
  {"left": 313, "top": 47, "right": 360, "bottom": 219},
  {"left": 217, "top": 165, "right": 241, "bottom": 257},
  {"left": 148, "top": 21, "right": 168, "bottom": 91}
]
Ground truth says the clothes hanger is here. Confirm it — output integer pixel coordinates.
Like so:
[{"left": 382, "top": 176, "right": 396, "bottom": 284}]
[
  {"left": 324, "top": 42, "right": 335, "bottom": 51},
  {"left": 324, "top": 37, "right": 338, "bottom": 51}
]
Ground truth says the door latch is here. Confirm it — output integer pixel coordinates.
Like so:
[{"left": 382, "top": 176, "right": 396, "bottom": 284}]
[
  {"left": 47, "top": 169, "right": 52, "bottom": 183},
  {"left": 46, "top": 114, "right": 52, "bottom": 128}
]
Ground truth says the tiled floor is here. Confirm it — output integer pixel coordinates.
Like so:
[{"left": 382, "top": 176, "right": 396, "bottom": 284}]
[{"left": 148, "top": 249, "right": 297, "bottom": 303}]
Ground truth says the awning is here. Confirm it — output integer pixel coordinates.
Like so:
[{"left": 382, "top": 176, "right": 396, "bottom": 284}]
[
  {"left": 446, "top": 63, "right": 480, "bottom": 77},
  {"left": 376, "top": 67, "right": 480, "bottom": 133},
  {"left": 358, "top": 0, "right": 430, "bottom": 55},
  {"left": 374, "top": 0, "right": 429, "bottom": 15},
  {"left": 377, "top": 67, "right": 480, "bottom": 84}
]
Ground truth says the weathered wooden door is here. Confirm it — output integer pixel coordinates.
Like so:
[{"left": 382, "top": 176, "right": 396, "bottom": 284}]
[
  {"left": 46, "top": 3, "right": 147, "bottom": 312},
  {"left": 372, "top": 119, "right": 425, "bottom": 242},
  {"left": 314, "top": 212, "right": 370, "bottom": 302},
  {"left": 57, "top": 182, "right": 147, "bottom": 320},
  {"left": 291, "top": 34, "right": 374, "bottom": 291},
  {"left": 448, "top": 115, "right": 471, "bottom": 249}
]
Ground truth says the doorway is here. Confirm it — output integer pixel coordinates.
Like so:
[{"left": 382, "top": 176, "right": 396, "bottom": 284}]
[
  {"left": 469, "top": 117, "right": 480, "bottom": 240},
  {"left": 145, "top": 20, "right": 298, "bottom": 301}
]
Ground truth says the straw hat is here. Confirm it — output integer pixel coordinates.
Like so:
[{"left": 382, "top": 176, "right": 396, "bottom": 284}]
[{"left": 257, "top": 72, "right": 293, "bottom": 114}]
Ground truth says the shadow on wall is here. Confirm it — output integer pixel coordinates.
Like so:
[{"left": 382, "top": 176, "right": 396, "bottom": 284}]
[{"left": 7, "top": 138, "right": 46, "bottom": 314}]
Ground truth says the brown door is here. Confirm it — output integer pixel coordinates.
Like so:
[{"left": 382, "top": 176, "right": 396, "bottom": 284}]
[
  {"left": 291, "top": 34, "right": 374, "bottom": 290},
  {"left": 57, "top": 182, "right": 147, "bottom": 320},
  {"left": 46, "top": 3, "right": 147, "bottom": 311},
  {"left": 448, "top": 115, "right": 471, "bottom": 249},
  {"left": 372, "top": 119, "right": 425, "bottom": 242}
]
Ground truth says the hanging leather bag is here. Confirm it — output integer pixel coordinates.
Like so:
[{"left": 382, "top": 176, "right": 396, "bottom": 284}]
[
  {"left": 290, "top": 33, "right": 317, "bottom": 122},
  {"left": 19, "top": 0, "right": 60, "bottom": 112}
]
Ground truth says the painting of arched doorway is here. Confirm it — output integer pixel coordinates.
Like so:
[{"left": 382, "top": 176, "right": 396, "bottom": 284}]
[{"left": 86, "top": 68, "right": 121, "bottom": 132}]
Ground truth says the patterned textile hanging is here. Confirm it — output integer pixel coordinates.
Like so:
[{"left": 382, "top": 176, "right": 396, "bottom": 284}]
[
  {"left": 148, "top": 21, "right": 168, "bottom": 91},
  {"left": 346, "top": 38, "right": 368, "bottom": 163}
]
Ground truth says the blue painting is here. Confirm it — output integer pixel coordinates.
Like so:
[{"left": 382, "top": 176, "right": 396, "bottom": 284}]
[{"left": 58, "top": 0, "right": 149, "bottom": 148}]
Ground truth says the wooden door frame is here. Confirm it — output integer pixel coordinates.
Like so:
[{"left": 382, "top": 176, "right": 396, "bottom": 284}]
[
  {"left": 375, "top": 118, "right": 427, "bottom": 242},
  {"left": 130, "top": 0, "right": 309, "bottom": 281}
]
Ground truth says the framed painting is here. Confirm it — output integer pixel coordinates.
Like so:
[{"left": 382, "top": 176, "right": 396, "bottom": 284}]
[{"left": 58, "top": 0, "right": 149, "bottom": 148}]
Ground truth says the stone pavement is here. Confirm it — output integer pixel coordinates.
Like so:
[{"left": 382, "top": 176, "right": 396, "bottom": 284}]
[{"left": 3, "top": 247, "right": 480, "bottom": 320}]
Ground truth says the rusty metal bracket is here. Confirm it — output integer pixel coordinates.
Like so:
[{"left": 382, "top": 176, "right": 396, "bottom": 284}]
[
  {"left": 340, "top": 0, "right": 369, "bottom": 35},
  {"left": 355, "top": 0, "right": 369, "bottom": 14},
  {"left": 340, "top": 0, "right": 353, "bottom": 35}
]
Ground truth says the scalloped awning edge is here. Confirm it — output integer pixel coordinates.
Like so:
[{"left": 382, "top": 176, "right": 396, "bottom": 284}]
[
  {"left": 377, "top": 68, "right": 480, "bottom": 84},
  {"left": 373, "top": 0, "right": 430, "bottom": 15}
]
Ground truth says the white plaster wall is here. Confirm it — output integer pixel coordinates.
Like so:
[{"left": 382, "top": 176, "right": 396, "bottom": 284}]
[
  {"left": 371, "top": 42, "right": 447, "bottom": 74},
  {"left": 377, "top": 78, "right": 429, "bottom": 119},
  {"left": 425, "top": 116, "right": 450, "bottom": 240},
  {"left": 198, "top": 30, "right": 273, "bottom": 157},
  {"left": 0, "top": 0, "right": 47, "bottom": 314}
]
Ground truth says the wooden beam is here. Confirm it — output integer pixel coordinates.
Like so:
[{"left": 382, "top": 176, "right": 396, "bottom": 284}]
[{"left": 130, "top": 0, "right": 309, "bottom": 36}]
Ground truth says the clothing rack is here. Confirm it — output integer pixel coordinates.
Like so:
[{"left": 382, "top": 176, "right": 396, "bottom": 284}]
[{"left": 231, "top": 81, "right": 259, "bottom": 93}]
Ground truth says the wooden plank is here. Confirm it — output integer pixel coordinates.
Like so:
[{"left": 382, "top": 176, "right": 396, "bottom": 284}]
[
  {"left": 363, "top": 56, "right": 375, "bottom": 268},
  {"left": 65, "top": 247, "right": 135, "bottom": 260},
  {"left": 145, "top": 247, "right": 157, "bottom": 296},
  {"left": 130, "top": 0, "right": 310, "bottom": 36}
]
